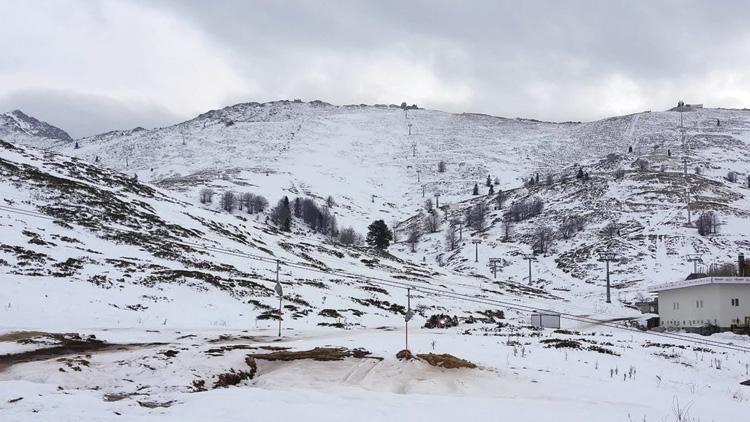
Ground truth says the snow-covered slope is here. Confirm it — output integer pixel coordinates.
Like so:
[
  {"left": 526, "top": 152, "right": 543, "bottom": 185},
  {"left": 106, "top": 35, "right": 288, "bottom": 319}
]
[
  {"left": 0, "top": 138, "right": 543, "bottom": 331},
  {"left": 3, "top": 102, "right": 750, "bottom": 421},
  {"left": 51, "top": 101, "right": 750, "bottom": 306}
]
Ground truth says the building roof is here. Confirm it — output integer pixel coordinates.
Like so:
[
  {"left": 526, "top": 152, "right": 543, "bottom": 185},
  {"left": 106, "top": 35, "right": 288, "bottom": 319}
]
[{"left": 650, "top": 277, "right": 750, "bottom": 292}]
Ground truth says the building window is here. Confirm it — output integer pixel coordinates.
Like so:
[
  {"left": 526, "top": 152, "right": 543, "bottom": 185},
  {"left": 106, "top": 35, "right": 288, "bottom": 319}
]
[
  {"left": 673, "top": 302, "right": 680, "bottom": 310},
  {"left": 696, "top": 300, "right": 703, "bottom": 308},
  {"left": 731, "top": 298, "right": 740, "bottom": 307}
]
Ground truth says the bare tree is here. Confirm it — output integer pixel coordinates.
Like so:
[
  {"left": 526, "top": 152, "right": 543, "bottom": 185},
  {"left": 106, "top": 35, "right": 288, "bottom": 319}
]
[
  {"left": 407, "top": 228, "right": 420, "bottom": 252},
  {"left": 697, "top": 211, "right": 719, "bottom": 236},
  {"left": 220, "top": 191, "right": 236, "bottom": 212},
  {"left": 505, "top": 198, "right": 544, "bottom": 222},
  {"left": 251, "top": 195, "right": 268, "bottom": 213},
  {"left": 424, "top": 198, "right": 434, "bottom": 213},
  {"left": 467, "top": 202, "right": 488, "bottom": 230},
  {"left": 601, "top": 222, "right": 620, "bottom": 238},
  {"left": 635, "top": 158, "right": 650, "bottom": 172},
  {"left": 199, "top": 188, "right": 214, "bottom": 204},
  {"left": 391, "top": 219, "right": 400, "bottom": 243},
  {"left": 338, "top": 226, "right": 361, "bottom": 245},
  {"left": 437, "top": 160, "right": 446, "bottom": 173},
  {"left": 545, "top": 174, "right": 553, "bottom": 185},
  {"left": 560, "top": 215, "right": 586, "bottom": 239},
  {"left": 727, "top": 171, "right": 738, "bottom": 183},
  {"left": 241, "top": 192, "right": 255, "bottom": 212},
  {"left": 495, "top": 190, "right": 507, "bottom": 209},
  {"left": 326, "top": 195, "right": 336, "bottom": 208},
  {"left": 502, "top": 219, "right": 512, "bottom": 242},
  {"left": 532, "top": 225, "right": 555, "bottom": 254},
  {"left": 424, "top": 211, "right": 440, "bottom": 233},
  {"left": 445, "top": 225, "right": 458, "bottom": 251}
]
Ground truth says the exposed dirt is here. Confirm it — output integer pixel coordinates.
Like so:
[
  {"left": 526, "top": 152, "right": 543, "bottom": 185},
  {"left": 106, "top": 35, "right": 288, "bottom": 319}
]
[
  {"left": 213, "top": 369, "right": 254, "bottom": 388},
  {"left": 0, "top": 331, "right": 166, "bottom": 373},
  {"left": 248, "top": 347, "right": 379, "bottom": 362},
  {"left": 396, "top": 349, "right": 415, "bottom": 360},
  {"left": 416, "top": 353, "right": 477, "bottom": 369}
]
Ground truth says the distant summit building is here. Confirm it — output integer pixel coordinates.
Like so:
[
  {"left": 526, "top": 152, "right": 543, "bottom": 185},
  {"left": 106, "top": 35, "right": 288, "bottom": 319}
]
[{"left": 670, "top": 100, "right": 703, "bottom": 112}]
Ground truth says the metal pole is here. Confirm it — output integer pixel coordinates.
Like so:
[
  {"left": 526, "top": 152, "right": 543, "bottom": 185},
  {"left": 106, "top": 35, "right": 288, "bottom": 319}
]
[
  {"left": 605, "top": 260, "right": 611, "bottom": 304},
  {"left": 276, "top": 260, "right": 282, "bottom": 337},
  {"left": 406, "top": 288, "right": 411, "bottom": 351},
  {"left": 528, "top": 259, "right": 532, "bottom": 285},
  {"left": 475, "top": 243, "right": 479, "bottom": 262}
]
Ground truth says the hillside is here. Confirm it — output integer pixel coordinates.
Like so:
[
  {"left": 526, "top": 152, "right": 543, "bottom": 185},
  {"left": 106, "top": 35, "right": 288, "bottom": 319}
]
[
  {"left": 2, "top": 103, "right": 750, "bottom": 421},
  {"left": 14, "top": 100, "right": 750, "bottom": 306}
]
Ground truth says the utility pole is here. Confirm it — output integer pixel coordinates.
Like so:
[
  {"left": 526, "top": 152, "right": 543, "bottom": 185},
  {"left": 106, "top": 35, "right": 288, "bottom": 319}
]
[
  {"left": 435, "top": 193, "right": 441, "bottom": 209},
  {"left": 686, "top": 253, "right": 703, "bottom": 274},
  {"left": 416, "top": 169, "right": 421, "bottom": 183},
  {"left": 412, "top": 143, "right": 417, "bottom": 157},
  {"left": 682, "top": 154, "right": 691, "bottom": 225},
  {"left": 422, "top": 184, "right": 425, "bottom": 198},
  {"left": 488, "top": 258, "right": 502, "bottom": 279},
  {"left": 523, "top": 254, "right": 537, "bottom": 285},
  {"left": 458, "top": 221, "right": 463, "bottom": 240},
  {"left": 274, "top": 260, "right": 283, "bottom": 337},
  {"left": 405, "top": 288, "right": 414, "bottom": 351},
  {"left": 408, "top": 122, "right": 412, "bottom": 136},
  {"left": 472, "top": 239, "right": 482, "bottom": 262},
  {"left": 597, "top": 252, "right": 617, "bottom": 303}
]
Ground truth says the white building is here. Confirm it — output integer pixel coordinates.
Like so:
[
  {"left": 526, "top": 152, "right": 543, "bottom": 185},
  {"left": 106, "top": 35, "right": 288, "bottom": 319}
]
[{"left": 651, "top": 277, "right": 750, "bottom": 331}]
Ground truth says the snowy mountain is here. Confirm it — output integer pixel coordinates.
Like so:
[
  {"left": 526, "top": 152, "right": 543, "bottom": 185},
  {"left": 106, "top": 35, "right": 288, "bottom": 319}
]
[
  {"left": 50, "top": 101, "right": 750, "bottom": 302},
  {"left": 2, "top": 102, "right": 750, "bottom": 421},
  {"left": 0, "top": 110, "right": 73, "bottom": 148}
]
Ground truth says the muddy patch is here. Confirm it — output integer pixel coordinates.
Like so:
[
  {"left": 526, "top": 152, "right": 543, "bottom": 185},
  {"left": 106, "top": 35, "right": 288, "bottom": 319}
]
[
  {"left": 0, "top": 331, "right": 166, "bottom": 372},
  {"left": 247, "top": 347, "right": 379, "bottom": 362}
]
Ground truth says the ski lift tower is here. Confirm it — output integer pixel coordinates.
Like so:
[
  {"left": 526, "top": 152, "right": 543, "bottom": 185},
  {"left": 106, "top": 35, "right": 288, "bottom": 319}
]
[
  {"left": 686, "top": 253, "right": 704, "bottom": 274},
  {"left": 597, "top": 251, "right": 617, "bottom": 303}
]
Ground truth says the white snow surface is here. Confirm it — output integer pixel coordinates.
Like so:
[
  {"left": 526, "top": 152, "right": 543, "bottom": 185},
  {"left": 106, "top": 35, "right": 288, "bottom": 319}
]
[{"left": 1, "top": 101, "right": 750, "bottom": 420}]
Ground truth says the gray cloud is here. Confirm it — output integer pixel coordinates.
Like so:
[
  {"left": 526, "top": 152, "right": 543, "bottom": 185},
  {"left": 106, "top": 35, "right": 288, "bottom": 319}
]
[
  {"left": 0, "top": 90, "right": 182, "bottom": 139},
  {"left": 3, "top": 0, "right": 750, "bottom": 135}
]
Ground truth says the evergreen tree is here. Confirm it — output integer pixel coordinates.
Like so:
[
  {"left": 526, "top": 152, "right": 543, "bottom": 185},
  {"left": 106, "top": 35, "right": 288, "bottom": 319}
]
[
  {"left": 486, "top": 175, "right": 492, "bottom": 187},
  {"left": 366, "top": 220, "right": 392, "bottom": 249},
  {"left": 74, "top": 141, "right": 80, "bottom": 149},
  {"left": 271, "top": 196, "right": 292, "bottom": 231},
  {"left": 472, "top": 183, "right": 479, "bottom": 195},
  {"left": 628, "top": 145, "right": 633, "bottom": 153},
  {"left": 488, "top": 184, "right": 495, "bottom": 194},
  {"left": 576, "top": 167, "right": 584, "bottom": 179}
]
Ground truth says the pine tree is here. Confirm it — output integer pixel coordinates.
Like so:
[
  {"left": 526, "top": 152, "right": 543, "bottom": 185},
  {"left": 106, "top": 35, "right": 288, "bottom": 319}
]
[
  {"left": 486, "top": 175, "right": 492, "bottom": 187},
  {"left": 628, "top": 145, "right": 633, "bottom": 153},
  {"left": 472, "top": 183, "right": 479, "bottom": 195},
  {"left": 366, "top": 220, "right": 392, "bottom": 249},
  {"left": 576, "top": 168, "right": 584, "bottom": 179},
  {"left": 74, "top": 141, "right": 80, "bottom": 149},
  {"left": 488, "top": 184, "right": 495, "bottom": 194},
  {"left": 271, "top": 196, "right": 292, "bottom": 231}
]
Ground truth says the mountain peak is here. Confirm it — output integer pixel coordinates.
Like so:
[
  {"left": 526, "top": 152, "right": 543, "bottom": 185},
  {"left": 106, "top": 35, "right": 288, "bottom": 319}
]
[{"left": 0, "top": 109, "right": 73, "bottom": 145}]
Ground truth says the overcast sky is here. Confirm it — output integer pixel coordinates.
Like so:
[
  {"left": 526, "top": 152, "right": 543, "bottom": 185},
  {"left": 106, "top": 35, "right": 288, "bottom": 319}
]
[{"left": 2, "top": 0, "right": 750, "bottom": 137}]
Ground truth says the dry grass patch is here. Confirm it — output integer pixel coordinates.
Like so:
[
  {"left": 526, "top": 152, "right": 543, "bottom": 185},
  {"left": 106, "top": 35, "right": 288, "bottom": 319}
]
[{"left": 416, "top": 353, "right": 477, "bottom": 369}]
